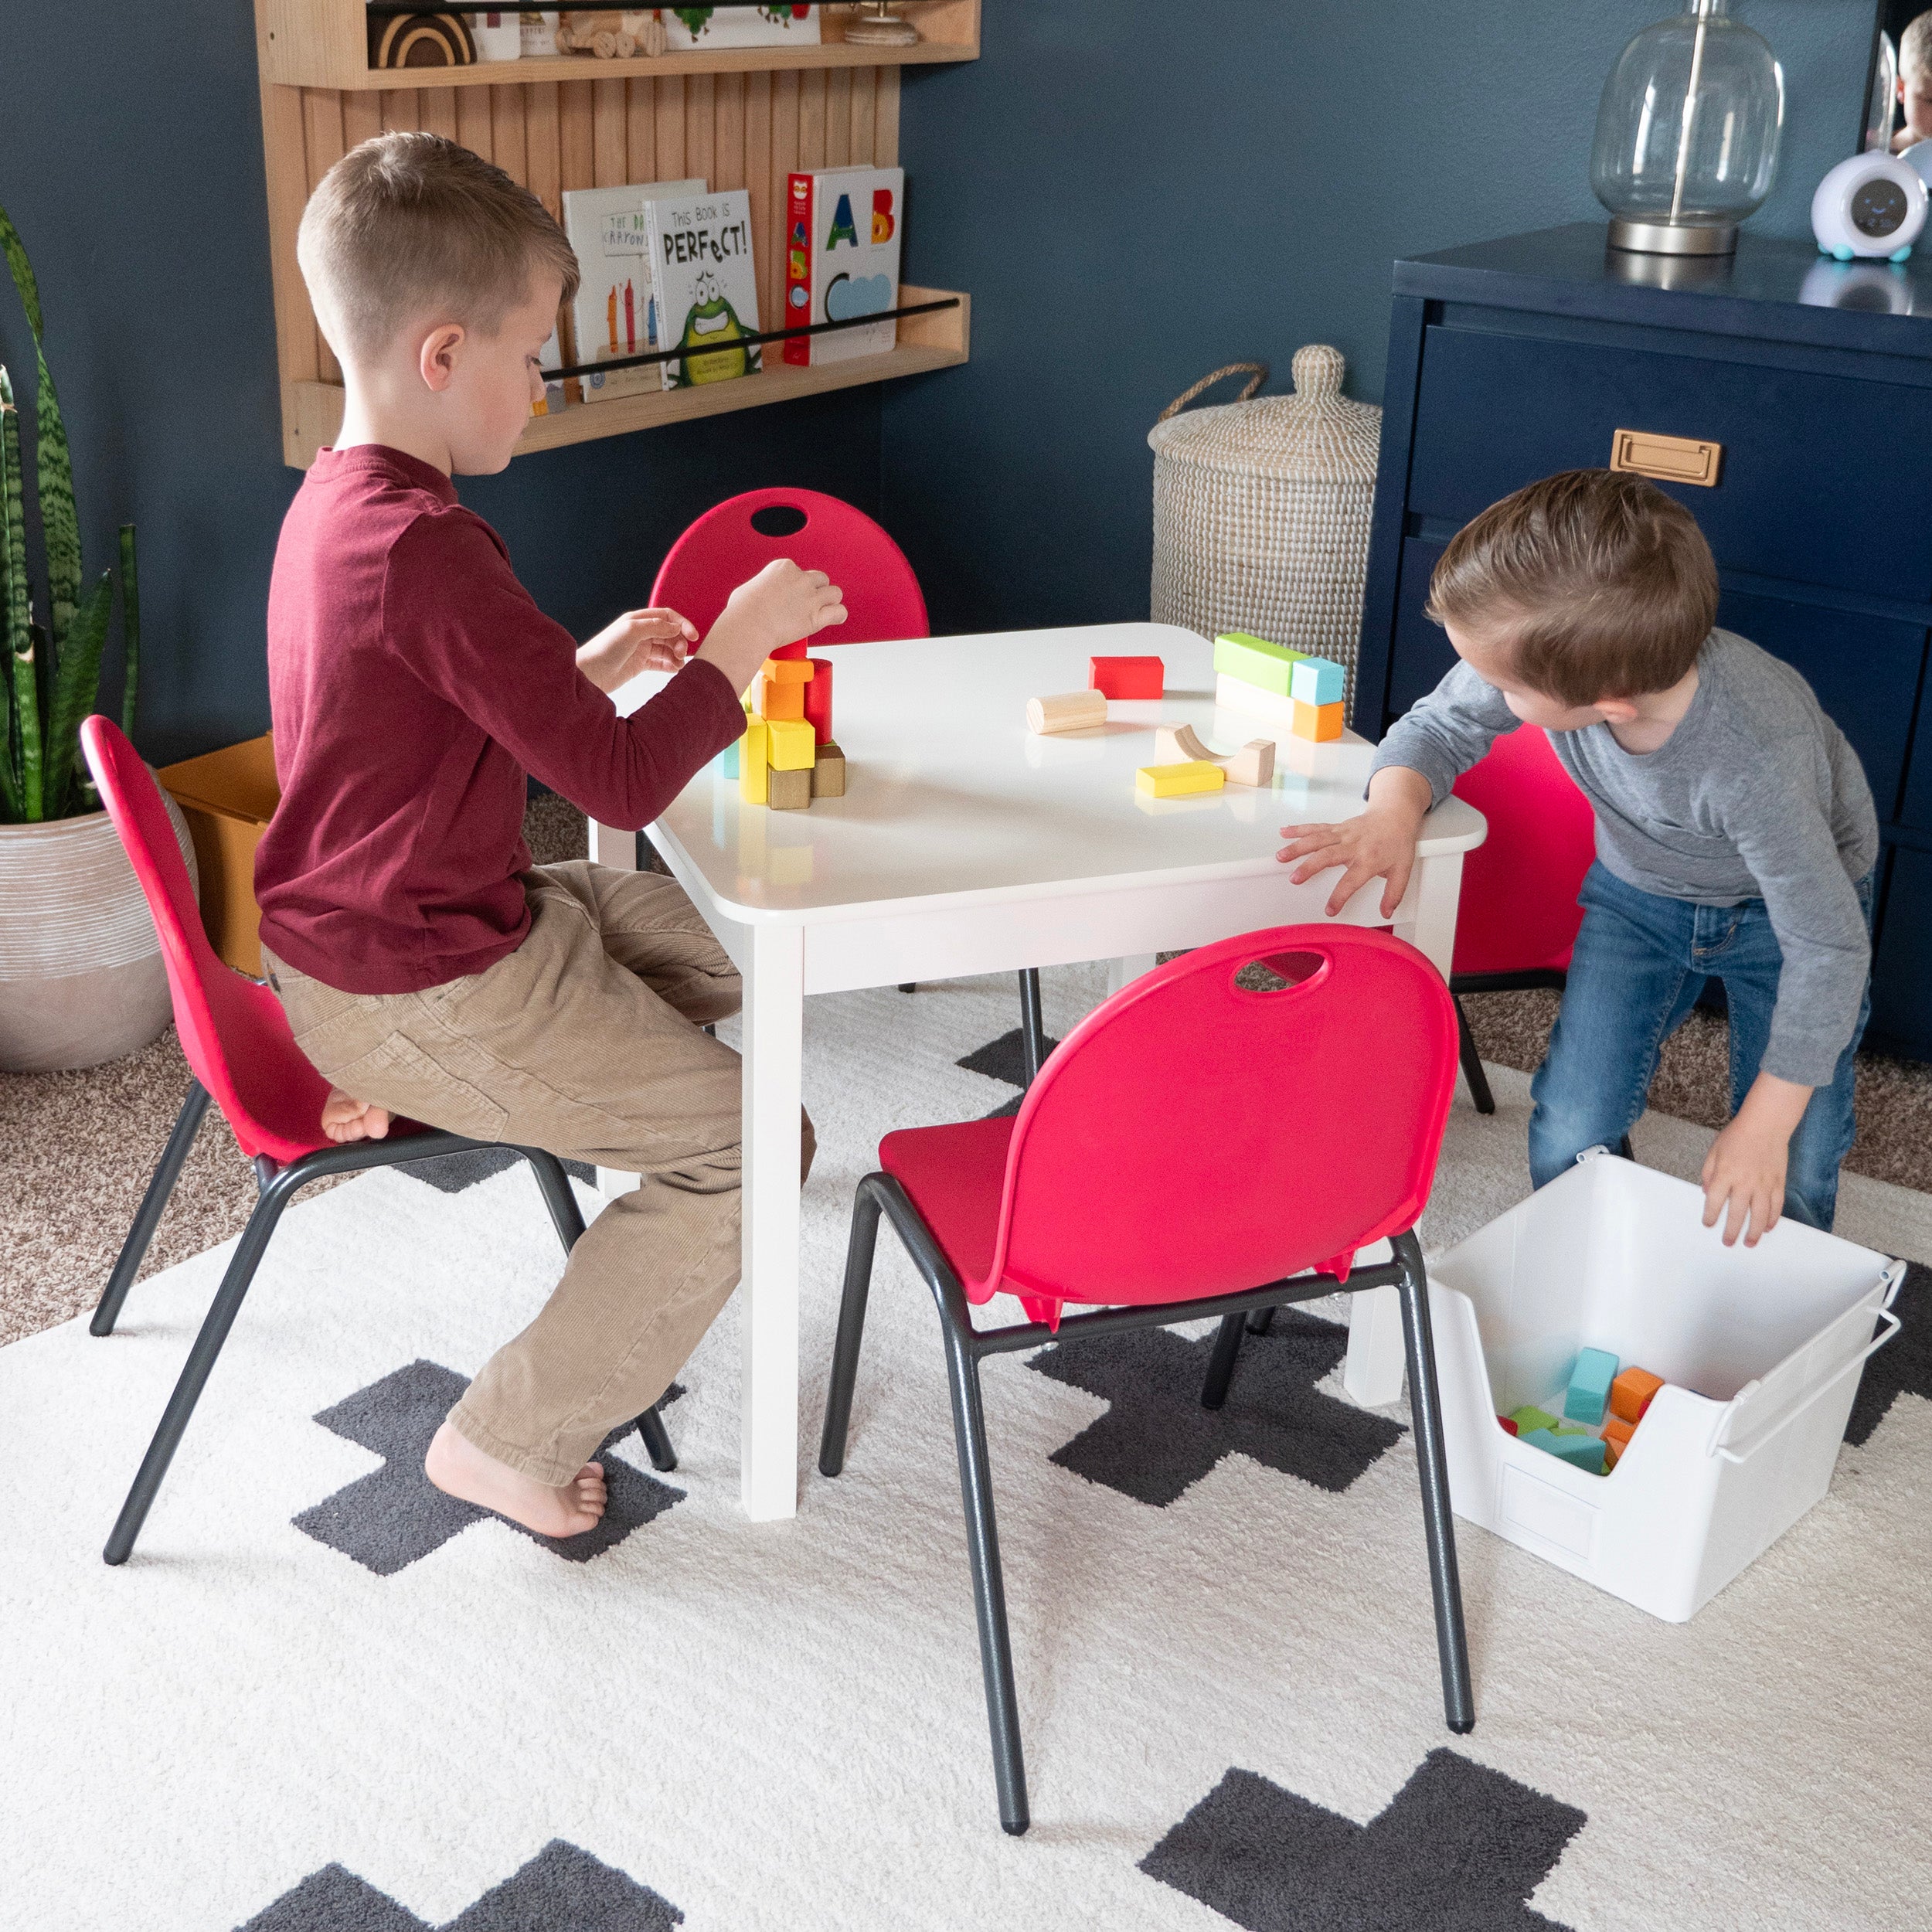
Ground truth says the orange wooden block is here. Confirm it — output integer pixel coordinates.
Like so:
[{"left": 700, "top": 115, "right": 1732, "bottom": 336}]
[
  {"left": 760, "top": 675, "right": 806, "bottom": 722},
  {"left": 1291, "top": 698, "right": 1344, "bottom": 743},
  {"left": 1610, "top": 1367, "right": 1664, "bottom": 1423},
  {"left": 1601, "top": 1413, "right": 1636, "bottom": 1466},
  {"left": 762, "top": 656, "right": 815, "bottom": 685}
]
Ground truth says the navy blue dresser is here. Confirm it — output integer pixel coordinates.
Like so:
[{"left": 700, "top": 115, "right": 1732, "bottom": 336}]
[{"left": 1358, "top": 223, "right": 1932, "bottom": 1062}]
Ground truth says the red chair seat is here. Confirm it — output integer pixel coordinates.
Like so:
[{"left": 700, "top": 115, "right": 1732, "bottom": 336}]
[{"left": 879, "top": 1114, "right": 1015, "bottom": 1291}]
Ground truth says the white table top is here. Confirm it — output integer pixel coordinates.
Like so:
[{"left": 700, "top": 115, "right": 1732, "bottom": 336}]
[{"left": 617, "top": 621, "right": 1484, "bottom": 925}]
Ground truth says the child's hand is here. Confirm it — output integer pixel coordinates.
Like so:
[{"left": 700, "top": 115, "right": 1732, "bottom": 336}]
[
  {"left": 1275, "top": 768, "right": 1434, "bottom": 917},
  {"left": 695, "top": 560, "right": 848, "bottom": 695},
  {"left": 1700, "top": 1071, "right": 1811, "bottom": 1247},
  {"left": 321, "top": 1088, "right": 390, "bottom": 1144},
  {"left": 577, "top": 607, "right": 700, "bottom": 694}
]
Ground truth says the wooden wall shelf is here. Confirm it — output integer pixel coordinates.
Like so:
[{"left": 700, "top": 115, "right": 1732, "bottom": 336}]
[
  {"left": 263, "top": 1, "right": 978, "bottom": 89},
  {"left": 252, "top": 1, "right": 977, "bottom": 468}
]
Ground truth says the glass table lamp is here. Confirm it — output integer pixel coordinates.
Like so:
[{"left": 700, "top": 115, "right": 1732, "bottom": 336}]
[{"left": 1592, "top": 0, "right": 1784, "bottom": 256}]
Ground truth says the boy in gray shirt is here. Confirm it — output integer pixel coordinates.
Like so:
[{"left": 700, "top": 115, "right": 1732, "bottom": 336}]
[{"left": 1281, "top": 469, "right": 1878, "bottom": 1247}]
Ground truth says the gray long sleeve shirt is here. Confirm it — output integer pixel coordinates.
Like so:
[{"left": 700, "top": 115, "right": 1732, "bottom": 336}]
[{"left": 1369, "top": 630, "right": 1879, "bottom": 1087}]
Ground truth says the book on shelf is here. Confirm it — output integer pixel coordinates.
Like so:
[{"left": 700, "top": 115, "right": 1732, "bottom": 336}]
[
  {"left": 662, "top": 5, "right": 821, "bottom": 51},
  {"left": 645, "top": 187, "right": 762, "bottom": 390},
  {"left": 783, "top": 166, "right": 903, "bottom": 367},
  {"left": 560, "top": 178, "right": 704, "bottom": 403},
  {"left": 532, "top": 325, "right": 566, "bottom": 417}
]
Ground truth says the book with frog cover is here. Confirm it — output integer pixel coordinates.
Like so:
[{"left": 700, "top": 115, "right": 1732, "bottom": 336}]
[
  {"left": 644, "top": 187, "right": 762, "bottom": 389},
  {"left": 560, "top": 178, "right": 703, "bottom": 403}
]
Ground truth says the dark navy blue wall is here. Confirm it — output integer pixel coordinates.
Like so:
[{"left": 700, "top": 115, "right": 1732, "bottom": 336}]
[
  {"left": 884, "top": 0, "right": 1879, "bottom": 635},
  {"left": 0, "top": 0, "right": 881, "bottom": 764}
]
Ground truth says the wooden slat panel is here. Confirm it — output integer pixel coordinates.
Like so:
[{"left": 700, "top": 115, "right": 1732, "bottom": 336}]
[
  {"left": 685, "top": 73, "right": 715, "bottom": 189},
  {"left": 655, "top": 76, "right": 685, "bottom": 181},
  {"left": 420, "top": 83, "right": 457, "bottom": 143},
  {"left": 626, "top": 77, "right": 656, "bottom": 183},
  {"left": 744, "top": 71, "right": 774, "bottom": 333},
  {"left": 264, "top": 84, "right": 320, "bottom": 402},
  {"left": 342, "top": 89, "right": 381, "bottom": 151},
  {"left": 491, "top": 84, "right": 528, "bottom": 182},
  {"left": 850, "top": 66, "right": 876, "bottom": 164},
  {"left": 559, "top": 80, "right": 594, "bottom": 189},
  {"left": 714, "top": 73, "right": 747, "bottom": 192},
  {"left": 593, "top": 77, "right": 627, "bottom": 185},
  {"left": 379, "top": 88, "right": 420, "bottom": 134},
  {"left": 455, "top": 82, "right": 492, "bottom": 160},
  {"left": 825, "top": 68, "right": 851, "bottom": 168},
  {"left": 526, "top": 80, "right": 561, "bottom": 216},
  {"left": 874, "top": 66, "right": 899, "bottom": 166},
  {"left": 301, "top": 89, "right": 347, "bottom": 381},
  {"left": 798, "top": 69, "right": 826, "bottom": 170}
]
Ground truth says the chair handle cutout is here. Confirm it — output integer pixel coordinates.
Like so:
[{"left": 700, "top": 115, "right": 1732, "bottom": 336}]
[
  {"left": 750, "top": 503, "right": 810, "bottom": 538},
  {"left": 1233, "top": 948, "right": 1329, "bottom": 996}
]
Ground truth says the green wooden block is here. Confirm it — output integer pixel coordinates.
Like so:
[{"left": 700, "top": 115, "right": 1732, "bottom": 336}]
[
  {"left": 1565, "top": 1347, "right": 1619, "bottom": 1425},
  {"left": 1213, "top": 631, "right": 1308, "bottom": 697},
  {"left": 1509, "top": 1406, "right": 1560, "bottom": 1435},
  {"left": 1521, "top": 1428, "right": 1607, "bottom": 1475}
]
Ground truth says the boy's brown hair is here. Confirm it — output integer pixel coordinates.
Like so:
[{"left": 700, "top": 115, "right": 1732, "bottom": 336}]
[
  {"left": 298, "top": 132, "right": 579, "bottom": 364},
  {"left": 1425, "top": 468, "right": 1718, "bottom": 705}
]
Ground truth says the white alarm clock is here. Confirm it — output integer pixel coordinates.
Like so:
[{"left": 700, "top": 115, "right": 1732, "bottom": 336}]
[{"left": 1811, "top": 152, "right": 1929, "bottom": 261}]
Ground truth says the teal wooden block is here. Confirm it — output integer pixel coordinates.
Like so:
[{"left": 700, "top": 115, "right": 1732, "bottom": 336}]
[
  {"left": 1521, "top": 1428, "right": 1607, "bottom": 1475},
  {"left": 721, "top": 736, "right": 742, "bottom": 779},
  {"left": 1564, "top": 1347, "right": 1619, "bottom": 1425},
  {"left": 1289, "top": 656, "right": 1346, "bottom": 706}
]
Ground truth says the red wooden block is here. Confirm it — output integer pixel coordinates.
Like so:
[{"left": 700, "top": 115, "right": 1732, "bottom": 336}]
[
  {"left": 803, "top": 656, "right": 835, "bottom": 745},
  {"left": 1497, "top": 1415, "right": 1519, "bottom": 1436},
  {"left": 1089, "top": 655, "right": 1164, "bottom": 700}
]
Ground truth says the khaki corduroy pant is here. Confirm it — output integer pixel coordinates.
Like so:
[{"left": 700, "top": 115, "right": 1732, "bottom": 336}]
[{"left": 265, "top": 861, "right": 795, "bottom": 1486}]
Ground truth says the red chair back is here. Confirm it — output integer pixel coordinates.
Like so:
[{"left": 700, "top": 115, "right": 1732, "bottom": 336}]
[
  {"left": 979, "top": 927, "right": 1458, "bottom": 1315},
  {"left": 80, "top": 716, "right": 331, "bottom": 1166},
  {"left": 650, "top": 487, "right": 929, "bottom": 656},
  {"left": 1449, "top": 726, "right": 1596, "bottom": 978}
]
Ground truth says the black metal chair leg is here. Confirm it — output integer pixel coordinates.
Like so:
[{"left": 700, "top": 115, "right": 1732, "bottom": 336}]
[
  {"left": 898, "top": 982, "right": 917, "bottom": 993},
  {"left": 634, "top": 1405, "right": 678, "bottom": 1471},
  {"left": 522, "top": 1148, "right": 587, "bottom": 1254},
  {"left": 1017, "top": 968, "right": 1047, "bottom": 1087},
  {"left": 1247, "top": 1306, "right": 1276, "bottom": 1336},
  {"left": 103, "top": 1165, "right": 305, "bottom": 1566},
  {"left": 1453, "top": 994, "right": 1495, "bottom": 1116},
  {"left": 818, "top": 1182, "right": 884, "bottom": 1477},
  {"left": 1392, "top": 1230, "right": 1475, "bottom": 1734},
  {"left": 1199, "top": 1310, "right": 1247, "bottom": 1410},
  {"left": 92, "top": 1081, "right": 211, "bottom": 1337},
  {"left": 940, "top": 1322, "right": 1029, "bottom": 1835}
]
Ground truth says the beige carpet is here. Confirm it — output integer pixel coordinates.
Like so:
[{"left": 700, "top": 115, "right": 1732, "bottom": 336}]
[{"left": 5, "top": 788, "right": 1927, "bottom": 1345}]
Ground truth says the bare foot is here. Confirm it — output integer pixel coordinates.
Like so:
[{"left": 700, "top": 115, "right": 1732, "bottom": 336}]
[
  {"left": 424, "top": 1420, "right": 608, "bottom": 1537},
  {"left": 321, "top": 1087, "right": 392, "bottom": 1144}
]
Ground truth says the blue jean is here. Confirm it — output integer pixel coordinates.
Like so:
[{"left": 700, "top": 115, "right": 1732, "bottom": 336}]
[{"left": 1527, "top": 862, "right": 1875, "bottom": 1230}]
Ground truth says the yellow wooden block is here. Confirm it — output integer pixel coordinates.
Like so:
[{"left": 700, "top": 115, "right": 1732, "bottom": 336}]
[
  {"left": 1136, "top": 760, "right": 1226, "bottom": 798},
  {"left": 760, "top": 675, "right": 806, "bottom": 722},
  {"left": 761, "top": 656, "right": 815, "bottom": 685},
  {"left": 767, "top": 717, "right": 816, "bottom": 770},
  {"left": 739, "top": 716, "right": 769, "bottom": 804},
  {"left": 1291, "top": 699, "right": 1344, "bottom": 743}
]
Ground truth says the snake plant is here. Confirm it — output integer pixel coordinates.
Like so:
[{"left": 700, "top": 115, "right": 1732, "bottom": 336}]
[{"left": 0, "top": 199, "right": 138, "bottom": 823}]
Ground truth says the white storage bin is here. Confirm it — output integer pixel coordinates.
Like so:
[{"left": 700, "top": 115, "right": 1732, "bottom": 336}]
[{"left": 1427, "top": 1154, "right": 1903, "bottom": 1622}]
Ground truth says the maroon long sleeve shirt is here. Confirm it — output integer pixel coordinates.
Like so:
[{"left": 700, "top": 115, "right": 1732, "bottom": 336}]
[{"left": 255, "top": 444, "right": 743, "bottom": 994}]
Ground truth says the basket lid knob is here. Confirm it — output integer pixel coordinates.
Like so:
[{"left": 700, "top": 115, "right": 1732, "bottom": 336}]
[{"left": 1291, "top": 343, "right": 1345, "bottom": 400}]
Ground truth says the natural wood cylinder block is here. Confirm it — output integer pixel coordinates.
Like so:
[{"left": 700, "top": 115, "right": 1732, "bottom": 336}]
[{"left": 1027, "top": 690, "right": 1107, "bottom": 736}]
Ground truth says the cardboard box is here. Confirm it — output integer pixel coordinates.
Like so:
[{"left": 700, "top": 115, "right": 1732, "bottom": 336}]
[{"left": 156, "top": 735, "right": 278, "bottom": 978}]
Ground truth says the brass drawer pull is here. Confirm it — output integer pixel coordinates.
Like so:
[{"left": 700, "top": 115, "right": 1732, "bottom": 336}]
[{"left": 1610, "top": 427, "right": 1723, "bottom": 487}]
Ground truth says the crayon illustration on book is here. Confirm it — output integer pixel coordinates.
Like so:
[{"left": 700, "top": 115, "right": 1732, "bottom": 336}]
[{"left": 560, "top": 178, "right": 702, "bottom": 403}]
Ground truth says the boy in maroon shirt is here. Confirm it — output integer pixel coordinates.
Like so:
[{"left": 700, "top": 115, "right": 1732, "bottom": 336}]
[{"left": 256, "top": 134, "right": 845, "bottom": 1539}]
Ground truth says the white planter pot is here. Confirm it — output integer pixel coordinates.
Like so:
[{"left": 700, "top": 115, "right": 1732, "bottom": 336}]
[{"left": 0, "top": 791, "right": 198, "bottom": 1073}]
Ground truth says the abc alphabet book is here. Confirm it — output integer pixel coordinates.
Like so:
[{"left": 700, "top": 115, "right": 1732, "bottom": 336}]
[
  {"left": 645, "top": 187, "right": 763, "bottom": 390},
  {"left": 560, "top": 179, "right": 703, "bottom": 403},
  {"left": 783, "top": 167, "right": 904, "bottom": 367}
]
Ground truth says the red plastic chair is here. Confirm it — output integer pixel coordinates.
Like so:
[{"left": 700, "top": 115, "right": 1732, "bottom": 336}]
[
  {"left": 655, "top": 488, "right": 1051, "bottom": 1079},
  {"left": 79, "top": 716, "right": 676, "bottom": 1566},
  {"left": 1448, "top": 726, "right": 1597, "bottom": 1114},
  {"left": 817, "top": 924, "right": 1474, "bottom": 1833}
]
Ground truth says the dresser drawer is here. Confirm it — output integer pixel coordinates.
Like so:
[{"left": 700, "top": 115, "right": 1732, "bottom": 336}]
[{"left": 1407, "top": 326, "right": 1932, "bottom": 603}]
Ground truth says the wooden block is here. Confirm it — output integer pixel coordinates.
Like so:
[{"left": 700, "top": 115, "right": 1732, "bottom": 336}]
[
  {"left": 767, "top": 717, "right": 816, "bottom": 770},
  {"left": 721, "top": 735, "right": 741, "bottom": 780},
  {"left": 1508, "top": 1405, "right": 1560, "bottom": 1436},
  {"left": 1028, "top": 690, "right": 1107, "bottom": 735},
  {"left": 803, "top": 656, "right": 835, "bottom": 744},
  {"left": 760, "top": 675, "right": 806, "bottom": 722},
  {"left": 1291, "top": 698, "right": 1344, "bottom": 743},
  {"left": 767, "top": 765, "right": 812, "bottom": 810},
  {"left": 1497, "top": 1415, "right": 1519, "bottom": 1436},
  {"left": 1564, "top": 1347, "right": 1619, "bottom": 1426},
  {"left": 1289, "top": 655, "right": 1347, "bottom": 706},
  {"left": 1136, "top": 760, "right": 1225, "bottom": 798},
  {"left": 1601, "top": 1413, "right": 1635, "bottom": 1467},
  {"left": 1226, "top": 738, "right": 1275, "bottom": 787},
  {"left": 762, "top": 656, "right": 815, "bottom": 685},
  {"left": 1520, "top": 1428, "right": 1607, "bottom": 1475},
  {"left": 1610, "top": 1367, "right": 1665, "bottom": 1423},
  {"left": 1155, "top": 723, "right": 1215, "bottom": 764},
  {"left": 1213, "top": 631, "right": 1308, "bottom": 697},
  {"left": 1088, "top": 654, "right": 1165, "bottom": 700},
  {"left": 739, "top": 716, "right": 769, "bottom": 804},
  {"left": 811, "top": 740, "right": 846, "bottom": 798}
]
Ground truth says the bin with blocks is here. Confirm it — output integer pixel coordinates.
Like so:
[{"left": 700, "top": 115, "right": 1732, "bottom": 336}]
[{"left": 724, "top": 654, "right": 846, "bottom": 810}]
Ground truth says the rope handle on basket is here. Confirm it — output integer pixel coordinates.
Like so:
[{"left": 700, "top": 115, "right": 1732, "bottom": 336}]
[{"left": 1157, "top": 362, "right": 1269, "bottom": 423}]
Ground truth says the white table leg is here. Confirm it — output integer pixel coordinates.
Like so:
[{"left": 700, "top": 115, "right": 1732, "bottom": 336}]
[
  {"left": 590, "top": 818, "right": 639, "bottom": 870},
  {"left": 740, "top": 922, "right": 806, "bottom": 1521},
  {"left": 1107, "top": 953, "right": 1158, "bottom": 996}
]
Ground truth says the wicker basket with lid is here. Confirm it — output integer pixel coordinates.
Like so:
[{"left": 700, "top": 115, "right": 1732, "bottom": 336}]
[{"left": 1148, "top": 345, "right": 1382, "bottom": 716}]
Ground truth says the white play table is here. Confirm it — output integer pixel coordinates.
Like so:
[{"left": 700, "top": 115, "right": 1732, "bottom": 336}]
[{"left": 594, "top": 621, "right": 1485, "bottom": 1519}]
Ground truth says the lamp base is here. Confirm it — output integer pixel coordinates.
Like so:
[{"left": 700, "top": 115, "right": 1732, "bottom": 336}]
[
  {"left": 1606, "top": 217, "right": 1739, "bottom": 257},
  {"left": 845, "top": 12, "right": 921, "bottom": 45}
]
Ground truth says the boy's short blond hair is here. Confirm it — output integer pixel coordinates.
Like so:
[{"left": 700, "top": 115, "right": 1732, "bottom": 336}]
[
  {"left": 1902, "top": 9, "right": 1932, "bottom": 76},
  {"left": 298, "top": 133, "right": 578, "bottom": 364},
  {"left": 1425, "top": 469, "right": 1718, "bottom": 706}
]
